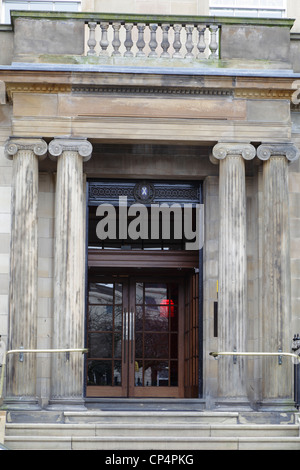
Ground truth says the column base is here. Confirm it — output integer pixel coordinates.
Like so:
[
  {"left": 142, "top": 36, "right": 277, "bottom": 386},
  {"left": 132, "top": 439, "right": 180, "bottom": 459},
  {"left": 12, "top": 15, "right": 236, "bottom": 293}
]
[
  {"left": 215, "top": 397, "right": 253, "bottom": 412},
  {"left": 47, "top": 397, "right": 87, "bottom": 411},
  {"left": 257, "top": 399, "right": 297, "bottom": 412},
  {"left": 2, "top": 396, "right": 41, "bottom": 411}
]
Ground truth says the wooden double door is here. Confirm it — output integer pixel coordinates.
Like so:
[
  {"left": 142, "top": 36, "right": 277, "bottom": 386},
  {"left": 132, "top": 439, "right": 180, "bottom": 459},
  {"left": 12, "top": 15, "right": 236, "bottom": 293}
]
[{"left": 86, "top": 274, "right": 185, "bottom": 398}]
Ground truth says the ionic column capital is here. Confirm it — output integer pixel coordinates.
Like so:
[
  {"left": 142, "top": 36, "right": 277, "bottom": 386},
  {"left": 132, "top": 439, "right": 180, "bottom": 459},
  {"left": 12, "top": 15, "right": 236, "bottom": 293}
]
[
  {"left": 210, "top": 142, "right": 256, "bottom": 164},
  {"left": 5, "top": 137, "right": 47, "bottom": 160},
  {"left": 257, "top": 143, "right": 299, "bottom": 162},
  {"left": 48, "top": 138, "right": 93, "bottom": 162}
]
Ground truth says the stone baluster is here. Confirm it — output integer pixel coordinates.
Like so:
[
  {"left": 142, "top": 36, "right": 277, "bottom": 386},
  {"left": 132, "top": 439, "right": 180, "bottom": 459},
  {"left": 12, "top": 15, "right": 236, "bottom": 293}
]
[
  {"left": 173, "top": 24, "right": 182, "bottom": 58},
  {"left": 149, "top": 23, "right": 158, "bottom": 58},
  {"left": 197, "top": 25, "right": 206, "bottom": 58},
  {"left": 209, "top": 25, "right": 219, "bottom": 58},
  {"left": 48, "top": 138, "right": 92, "bottom": 409},
  {"left": 4, "top": 137, "right": 47, "bottom": 409},
  {"left": 112, "top": 22, "right": 121, "bottom": 56},
  {"left": 136, "top": 23, "right": 146, "bottom": 57},
  {"left": 161, "top": 24, "right": 170, "bottom": 58},
  {"left": 185, "top": 25, "right": 194, "bottom": 58},
  {"left": 99, "top": 21, "right": 109, "bottom": 56},
  {"left": 211, "top": 142, "right": 256, "bottom": 408},
  {"left": 87, "top": 21, "right": 97, "bottom": 56},
  {"left": 124, "top": 23, "right": 134, "bottom": 57},
  {"left": 257, "top": 143, "right": 299, "bottom": 410}
]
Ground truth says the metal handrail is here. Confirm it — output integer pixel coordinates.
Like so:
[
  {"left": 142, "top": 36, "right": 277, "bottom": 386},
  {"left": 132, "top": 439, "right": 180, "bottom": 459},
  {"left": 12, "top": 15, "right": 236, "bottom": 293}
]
[
  {"left": 0, "top": 347, "right": 88, "bottom": 400},
  {"left": 209, "top": 351, "right": 300, "bottom": 362},
  {"left": 209, "top": 350, "right": 300, "bottom": 408}
]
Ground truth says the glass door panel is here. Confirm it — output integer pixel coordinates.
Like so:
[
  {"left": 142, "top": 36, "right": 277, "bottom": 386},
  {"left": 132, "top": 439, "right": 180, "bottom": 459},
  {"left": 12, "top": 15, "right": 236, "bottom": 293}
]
[
  {"left": 86, "top": 280, "right": 128, "bottom": 397},
  {"left": 86, "top": 276, "right": 184, "bottom": 398},
  {"left": 130, "top": 279, "right": 184, "bottom": 397}
]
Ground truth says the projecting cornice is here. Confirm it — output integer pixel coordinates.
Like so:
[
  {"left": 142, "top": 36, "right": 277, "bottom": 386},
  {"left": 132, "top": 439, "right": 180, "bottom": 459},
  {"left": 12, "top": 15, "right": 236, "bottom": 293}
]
[
  {"left": 234, "top": 88, "right": 294, "bottom": 100},
  {"left": 5, "top": 83, "right": 72, "bottom": 101},
  {"left": 2, "top": 78, "right": 298, "bottom": 102}
]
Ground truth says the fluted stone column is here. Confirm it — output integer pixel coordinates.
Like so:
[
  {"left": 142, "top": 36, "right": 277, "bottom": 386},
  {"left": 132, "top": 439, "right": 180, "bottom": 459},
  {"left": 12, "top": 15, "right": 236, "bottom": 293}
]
[
  {"left": 212, "top": 142, "right": 256, "bottom": 408},
  {"left": 5, "top": 137, "right": 47, "bottom": 408},
  {"left": 48, "top": 138, "right": 92, "bottom": 409},
  {"left": 257, "top": 143, "right": 299, "bottom": 410}
]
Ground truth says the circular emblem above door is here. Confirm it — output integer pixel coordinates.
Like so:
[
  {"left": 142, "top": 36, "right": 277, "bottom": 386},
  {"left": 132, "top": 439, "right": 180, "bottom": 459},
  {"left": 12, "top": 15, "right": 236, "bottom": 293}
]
[{"left": 134, "top": 181, "right": 156, "bottom": 204}]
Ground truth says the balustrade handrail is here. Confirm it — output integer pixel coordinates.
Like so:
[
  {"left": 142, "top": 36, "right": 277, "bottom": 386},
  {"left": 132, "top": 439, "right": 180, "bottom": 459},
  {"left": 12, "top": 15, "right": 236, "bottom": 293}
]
[{"left": 9, "top": 11, "right": 295, "bottom": 27}]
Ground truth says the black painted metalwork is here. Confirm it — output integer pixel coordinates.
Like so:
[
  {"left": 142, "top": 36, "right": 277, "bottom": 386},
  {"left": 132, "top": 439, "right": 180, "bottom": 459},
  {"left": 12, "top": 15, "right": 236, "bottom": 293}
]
[{"left": 88, "top": 179, "right": 201, "bottom": 206}]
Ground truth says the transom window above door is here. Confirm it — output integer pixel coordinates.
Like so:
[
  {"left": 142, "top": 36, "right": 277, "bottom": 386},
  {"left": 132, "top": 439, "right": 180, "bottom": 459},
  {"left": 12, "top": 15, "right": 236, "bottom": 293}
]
[{"left": 87, "top": 180, "right": 202, "bottom": 252}]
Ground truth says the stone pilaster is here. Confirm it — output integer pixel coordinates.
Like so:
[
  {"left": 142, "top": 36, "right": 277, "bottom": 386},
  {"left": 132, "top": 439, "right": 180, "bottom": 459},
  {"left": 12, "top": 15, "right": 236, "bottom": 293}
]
[
  {"left": 4, "top": 137, "right": 47, "bottom": 409},
  {"left": 212, "top": 142, "right": 256, "bottom": 408},
  {"left": 48, "top": 138, "right": 92, "bottom": 409},
  {"left": 257, "top": 143, "right": 299, "bottom": 410}
]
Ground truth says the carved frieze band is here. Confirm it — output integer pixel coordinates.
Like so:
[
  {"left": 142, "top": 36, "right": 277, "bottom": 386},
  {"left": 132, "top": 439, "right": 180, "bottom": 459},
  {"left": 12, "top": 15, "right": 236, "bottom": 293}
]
[
  {"left": 210, "top": 142, "right": 256, "bottom": 164},
  {"left": 71, "top": 84, "right": 233, "bottom": 97},
  {"left": 257, "top": 143, "right": 299, "bottom": 162},
  {"left": 5, "top": 137, "right": 47, "bottom": 161},
  {"left": 48, "top": 138, "right": 93, "bottom": 162}
]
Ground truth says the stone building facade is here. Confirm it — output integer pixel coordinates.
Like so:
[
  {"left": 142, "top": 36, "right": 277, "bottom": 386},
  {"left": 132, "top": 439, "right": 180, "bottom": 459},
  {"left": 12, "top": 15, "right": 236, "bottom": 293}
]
[{"left": 0, "top": 1, "right": 300, "bottom": 413}]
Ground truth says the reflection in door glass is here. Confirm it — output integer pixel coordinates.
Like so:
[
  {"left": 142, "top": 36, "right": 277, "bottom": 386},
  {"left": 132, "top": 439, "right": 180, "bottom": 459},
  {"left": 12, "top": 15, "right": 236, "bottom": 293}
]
[
  {"left": 134, "top": 281, "right": 179, "bottom": 387},
  {"left": 87, "top": 360, "right": 122, "bottom": 386},
  {"left": 136, "top": 282, "right": 143, "bottom": 304},
  {"left": 88, "top": 332, "right": 112, "bottom": 358},
  {"left": 141, "top": 361, "right": 171, "bottom": 386},
  {"left": 144, "top": 305, "right": 169, "bottom": 331},
  {"left": 89, "top": 283, "right": 114, "bottom": 304},
  {"left": 87, "top": 281, "right": 124, "bottom": 388},
  {"left": 145, "top": 283, "right": 167, "bottom": 305},
  {"left": 115, "top": 283, "right": 123, "bottom": 304},
  {"left": 144, "top": 333, "right": 169, "bottom": 358},
  {"left": 88, "top": 305, "right": 113, "bottom": 331}
]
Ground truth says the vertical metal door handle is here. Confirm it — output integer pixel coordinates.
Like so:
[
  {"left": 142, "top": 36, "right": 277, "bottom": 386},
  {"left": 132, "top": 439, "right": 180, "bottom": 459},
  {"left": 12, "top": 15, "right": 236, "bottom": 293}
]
[
  {"left": 123, "top": 310, "right": 134, "bottom": 363},
  {"left": 129, "top": 311, "right": 132, "bottom": 341},
  {"left": 130, "top": 310, "right": 135, "bottom": 363},
  {"left": 123, "top": 309, "right": 128, "bottom": 363}
]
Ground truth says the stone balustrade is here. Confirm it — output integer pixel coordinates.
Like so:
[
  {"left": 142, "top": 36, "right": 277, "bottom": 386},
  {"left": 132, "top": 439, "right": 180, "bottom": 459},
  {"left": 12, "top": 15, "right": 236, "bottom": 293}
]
[
  {"left": 86, "top": 20, "right": 220, "bottom": 59},
  {"left": 2, "top": 12, "right": 294, "bottom": 68}
]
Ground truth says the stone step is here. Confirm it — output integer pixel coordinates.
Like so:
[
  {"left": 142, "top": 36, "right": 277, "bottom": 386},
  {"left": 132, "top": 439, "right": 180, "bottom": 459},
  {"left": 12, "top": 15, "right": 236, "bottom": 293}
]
[
  {"left": 5, "top": 422, "right": 300, "bottom": 438},
  {"left": 4, "top": 434, "right": 300, "bottom": 451},
  {"left": 64, "top": 410, "right": 239, "bottom": 425},
  {"left": 4, "top": 410, "right": 300, "bottom": 450}
]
